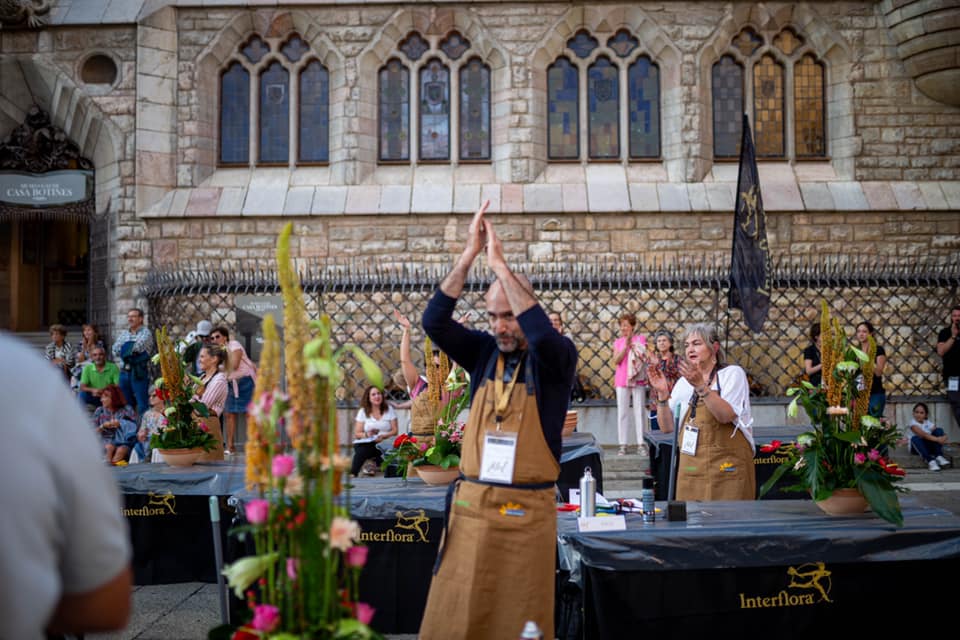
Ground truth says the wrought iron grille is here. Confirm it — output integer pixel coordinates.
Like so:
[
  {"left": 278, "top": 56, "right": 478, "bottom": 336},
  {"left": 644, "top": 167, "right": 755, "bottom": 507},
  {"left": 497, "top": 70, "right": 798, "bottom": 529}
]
[{"left": 143, "top": 255, "right": 960, "bottom": 404}]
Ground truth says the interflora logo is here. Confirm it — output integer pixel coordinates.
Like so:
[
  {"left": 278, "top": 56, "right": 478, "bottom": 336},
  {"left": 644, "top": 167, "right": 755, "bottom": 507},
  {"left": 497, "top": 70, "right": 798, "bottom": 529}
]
[
  {"left": 122, "top": 491, "right": 178, "bottom": 517},
  {"left": 358, "top": 509, "right": 431, "bottom": 544},
  {"left": 739, "top": 562, "right": 833, "bottom": 608}
]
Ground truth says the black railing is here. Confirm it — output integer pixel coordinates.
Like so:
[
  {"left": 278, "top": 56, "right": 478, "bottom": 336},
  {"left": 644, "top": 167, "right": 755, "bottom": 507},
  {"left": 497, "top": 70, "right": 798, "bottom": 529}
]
[{"left": 143, "top": 255, "right": 960, "bottom": 404}]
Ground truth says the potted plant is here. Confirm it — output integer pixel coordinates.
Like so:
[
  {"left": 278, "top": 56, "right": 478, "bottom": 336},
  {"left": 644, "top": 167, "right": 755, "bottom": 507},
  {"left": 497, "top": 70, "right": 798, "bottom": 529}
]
[
  {"left": 759, "top": 302, "right": 907, "bottom": 526},
  {"left": 151, "top": 326, "right": 218, "bottom": 465},
  {"left": 382, "top": 365, "right": 469, "bottom": 484},
  {"left": 215, "top": 224, "right": 384, "bottom": 639}
]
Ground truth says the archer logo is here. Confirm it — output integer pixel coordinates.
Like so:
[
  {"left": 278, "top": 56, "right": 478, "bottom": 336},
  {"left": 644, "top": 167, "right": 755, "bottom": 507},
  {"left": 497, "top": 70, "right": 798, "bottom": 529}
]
[
  {"left": 738, "top": 562, "right": 833, "bottom": 609},
  {"left": 122, "top": 491, "right": 178, "bottom": 517}
]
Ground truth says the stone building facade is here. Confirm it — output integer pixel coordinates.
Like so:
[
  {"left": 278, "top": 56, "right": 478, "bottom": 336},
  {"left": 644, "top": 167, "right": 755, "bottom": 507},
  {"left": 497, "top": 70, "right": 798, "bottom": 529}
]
[{"left": 0, "top": 0, "right": 958, "bottom": 342}]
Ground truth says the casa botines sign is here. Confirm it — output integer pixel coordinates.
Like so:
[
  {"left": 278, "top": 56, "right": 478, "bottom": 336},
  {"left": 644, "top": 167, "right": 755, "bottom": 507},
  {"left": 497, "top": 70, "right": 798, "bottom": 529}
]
[{"left": 0, "top": 170, "right": 92, "bottom": 207}]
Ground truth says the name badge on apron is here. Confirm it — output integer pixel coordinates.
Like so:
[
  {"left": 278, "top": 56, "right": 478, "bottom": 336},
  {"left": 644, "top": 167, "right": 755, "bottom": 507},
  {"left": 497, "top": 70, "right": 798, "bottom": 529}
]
[
  {"left": 948, "top": 376, "right": 959, "bottom": 392},
  {"left": 480, "top": 431, "right": 517, "bottom": 484},
  {"left": 680, "top": 424, "right": 699, "bottom": 456}
]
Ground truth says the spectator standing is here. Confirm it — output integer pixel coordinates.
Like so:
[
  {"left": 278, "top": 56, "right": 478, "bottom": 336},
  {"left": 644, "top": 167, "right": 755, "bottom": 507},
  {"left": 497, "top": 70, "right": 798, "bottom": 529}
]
[
  {"left": 803, "top": 322, "right": 822, "bottom": 387},
  {"left": 194, "top": 345, "right": 228, "bottom": 461},
  {"left": 937, "top": 304, "right": 960, "bottom": 432},
  {"left": 78, "top": 346, "right": 120, "bottom": 409},
  {"left": 112, "top": 308, "right": 154, "bottom": 416},
  {"left": 211, "top": 326, "right": 257, "bottom": 455},
  {"left": 909, "top": 401, "right": 951, "bottom": 472},
  {"left": 855, "top": 321, "right": 887, "bottom": 418},
  {"left": 611, "top": 312, "right": 649, "bottom": 455},
  {"left": 647, "top": 329, "right": 681, "bottom": 430},
  {"left": 45, "top": 324, "right": 75, "bottom": 380},
  {"left": 0, "top": 333, "right": 131, "bottom": 639},
  {"left": 181, "top": 320, "right": 214, "bottom": 376}
]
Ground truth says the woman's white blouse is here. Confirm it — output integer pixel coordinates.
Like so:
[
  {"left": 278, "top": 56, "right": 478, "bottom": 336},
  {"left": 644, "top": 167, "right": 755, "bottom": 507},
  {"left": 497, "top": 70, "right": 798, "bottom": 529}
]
[
  {"left": 355, "top": 406, "right": 398, "bottom": 436},
  {"left": 668, "top": 365, "right": 755, "bottom": 448}
]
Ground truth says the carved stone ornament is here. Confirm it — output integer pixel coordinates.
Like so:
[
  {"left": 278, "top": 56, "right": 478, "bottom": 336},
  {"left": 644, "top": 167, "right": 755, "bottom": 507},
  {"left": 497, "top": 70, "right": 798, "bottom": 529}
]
[
  {"left": 0, "top": 0, "right": 51, "bottom": 28},
  {"left": 0, "top": 105, "right": 93, "bottom": 173}
]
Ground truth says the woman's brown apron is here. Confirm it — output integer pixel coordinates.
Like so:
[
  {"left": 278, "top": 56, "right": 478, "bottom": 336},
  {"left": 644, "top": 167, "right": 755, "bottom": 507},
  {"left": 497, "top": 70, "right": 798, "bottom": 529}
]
[
  {"left": 197, "top": 415, "right": 225, "bottom": 462},
  {"left": 419, "top": 354, "right": 559, "bottom": 640},
  {"left": 675, "top": 388, "right": 755, "bottom": 501}
]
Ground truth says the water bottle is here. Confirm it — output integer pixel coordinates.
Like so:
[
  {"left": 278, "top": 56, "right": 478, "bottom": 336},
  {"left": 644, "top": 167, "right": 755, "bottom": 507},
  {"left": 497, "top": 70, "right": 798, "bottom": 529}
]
[
  {"left": 519, "top": 620, "right": 544, "bottom": 639},
  {"left": 641, "top": 475, "right": 655, "bottom": 523},
  {"left": 579, "top": 467, "right": 596, "bottom": 518}
]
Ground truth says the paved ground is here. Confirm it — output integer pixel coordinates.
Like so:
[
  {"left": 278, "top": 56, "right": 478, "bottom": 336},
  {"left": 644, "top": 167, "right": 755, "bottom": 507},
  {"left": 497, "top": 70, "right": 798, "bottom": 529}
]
[{"left": 88, "top": 446, "right": 960, "bottom": 640}]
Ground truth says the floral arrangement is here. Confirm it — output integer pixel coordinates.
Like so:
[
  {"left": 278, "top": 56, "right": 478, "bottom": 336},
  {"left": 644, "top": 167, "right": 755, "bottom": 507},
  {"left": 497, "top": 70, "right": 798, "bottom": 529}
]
[
  {"left": 217, "top": 223, "right": 384, "bottom": 640},
  {"left": 150, "top": 326, "right": 218, "bottom": 452},
  {"left": 382, "top": 358, "right": 469, "bottom": 478},
  {"left": 759, "top": 302, "right": 906, "bottom": 526}
]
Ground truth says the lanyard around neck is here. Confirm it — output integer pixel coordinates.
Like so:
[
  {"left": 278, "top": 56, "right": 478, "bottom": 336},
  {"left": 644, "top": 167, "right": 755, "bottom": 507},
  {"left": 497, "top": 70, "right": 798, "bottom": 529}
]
[
  {"left": 494, "top": 353, "right": 523, "bottom": 428},
  {"left": 688, "top": 363, "right": 720, "bottom": 421}
]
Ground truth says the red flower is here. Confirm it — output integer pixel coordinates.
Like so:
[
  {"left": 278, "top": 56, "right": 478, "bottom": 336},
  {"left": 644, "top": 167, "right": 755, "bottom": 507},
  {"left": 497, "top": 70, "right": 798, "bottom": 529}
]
[
  {"left": 393, "top": 433, "right": 417, "bottom": 448},
  {"left": 231, "top": 628, "right": 260, "bottom": 640},
  {"left": 759, "top": 440, "right": 782, "bottom": 454}
]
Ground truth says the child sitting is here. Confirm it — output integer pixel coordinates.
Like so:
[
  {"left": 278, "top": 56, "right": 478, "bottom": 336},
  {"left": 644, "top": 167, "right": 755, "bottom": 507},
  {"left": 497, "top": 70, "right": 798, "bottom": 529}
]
[
  {"left": 133, "top": 389, "right": 167, "bottom": 463},
  {"left": 909, "top": 401, "right": 952, "bottom": 471}
]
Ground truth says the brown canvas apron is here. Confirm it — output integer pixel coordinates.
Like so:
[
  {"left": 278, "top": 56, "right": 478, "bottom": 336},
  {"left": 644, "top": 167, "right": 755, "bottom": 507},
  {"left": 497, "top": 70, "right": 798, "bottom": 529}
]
[
  {"left": 675, "top": 384, "right": 755, "bottom": 501},
  {"left": 419, "top": 354, "right": 559, "bottom": 640}
]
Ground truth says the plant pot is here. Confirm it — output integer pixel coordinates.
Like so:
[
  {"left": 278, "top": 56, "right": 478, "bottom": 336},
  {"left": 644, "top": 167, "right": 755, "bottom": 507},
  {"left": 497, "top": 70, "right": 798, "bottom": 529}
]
[
  {"left": 157, "top": 447, "right": 206, "bottom": 467},
  {"left": 416, "top": 464, "right": 461, "bottom": 485},
  {"left": 814, "top": 488, "right": 869, "bottom": 516}
]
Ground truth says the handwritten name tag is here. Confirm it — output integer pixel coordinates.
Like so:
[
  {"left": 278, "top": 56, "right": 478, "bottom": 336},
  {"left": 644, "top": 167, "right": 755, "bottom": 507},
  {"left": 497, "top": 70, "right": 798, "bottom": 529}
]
[{"left": 479, "top": 431, "right": 517, "bottom": 484}]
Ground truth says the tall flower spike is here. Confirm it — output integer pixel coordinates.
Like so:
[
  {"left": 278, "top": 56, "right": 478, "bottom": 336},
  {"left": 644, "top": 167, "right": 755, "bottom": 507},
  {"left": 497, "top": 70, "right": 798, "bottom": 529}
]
[
  {"left": 277, "top": 223, "right": 315, "bottom": 451},
  {"left": 852, "top": 335, "right": 877, "bottom": 428},
  {"left": 819, "top": 302, "right": 835, "bottom": 404},
  {"left": 246, "top": 314, "right": 281, "bottom": 491}
]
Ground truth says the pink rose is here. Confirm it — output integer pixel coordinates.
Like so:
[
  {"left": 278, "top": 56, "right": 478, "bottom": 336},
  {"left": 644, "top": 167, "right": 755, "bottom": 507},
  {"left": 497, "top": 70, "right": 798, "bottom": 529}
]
[
  {"left": 868, "top": 449, "right": 880, "bottom": 461},
  {"left": 854, "top": 452, "right": 866, "bottom": 465},
  {"left": 199, "top": 421, "right": 209, "bottom": 432},
  {"left": 286, "top": 557, "right": 299, "bottom": 581},
  {"left": 251, "top": 604, "right": 280, "bottom": 632},
  {"left": 345, "top": 545, "right": 368, "bottom": 568},
  {"left": 246, "top": 499, "right": 270, "bottom": 525},
  {"left": 355, "top": 602, "right": 375, "bottom": 625},
  {"left": 272, "top": 454, "right": 296, "bottom": 478}
]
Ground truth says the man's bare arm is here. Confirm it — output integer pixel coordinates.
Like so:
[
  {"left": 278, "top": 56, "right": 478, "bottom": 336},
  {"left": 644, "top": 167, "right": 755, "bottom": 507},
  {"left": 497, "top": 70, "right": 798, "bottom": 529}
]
[
  {"left": 46, "top": 566, "right": 132, "bottom": 635},
  {"left": 484, "top": 217, "right": 536, "bottom": 315},
  {"left": 439, "top": 200, "right": 489, "bottom": 298}
]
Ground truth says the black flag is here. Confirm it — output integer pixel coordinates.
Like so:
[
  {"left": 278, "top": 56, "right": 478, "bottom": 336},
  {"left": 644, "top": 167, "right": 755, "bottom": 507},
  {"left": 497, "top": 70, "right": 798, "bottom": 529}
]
[{"left": 728, "top": 114, "right": 771, "bottom": 333}]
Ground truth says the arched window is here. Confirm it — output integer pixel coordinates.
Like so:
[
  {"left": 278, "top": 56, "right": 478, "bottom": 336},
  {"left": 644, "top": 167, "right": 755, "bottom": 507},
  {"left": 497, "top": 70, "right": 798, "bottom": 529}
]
[
  {"left": 547, "top": 30, "right": 661, "bottom": 162},
  {"left": 378, "top": 31, "right": 490, "bottom": 164},
  {"left": 587, "top": 56, "right": 619, "bottom": 159},
  {"left": 220, "top": 62, "right": 250, "bottom": 165},
  {"left": 628, "top": 56, "right": 660, "bottom": 158},
  {"left": 794, "top": 54, "right": 825, "bottom": 158},
  {"left": 218, "top": 34, "right": 329, "bottom": 167},
  {"left": 547, "top": 57, "right": 579, "bottom": 160},
  {"left": 419, "top": 58, "right": 450, "bottom": 161},
  {"left": 379, "top": 58, "right": 410, "bottom": 162},
  {"left": 712, "top": 27, "right": 826, "bottom": 159},
  {"left": 459, "top": 57, "right": 491, "bottom": 161},
  {"left": 712, "top": 55, "right": 744, "bottom": 159},
  {"left": 299, "top": 60, "right": 330, "bottom": 163},
  {"left": 259, "top": 61, "right": 290, "bottom": 164}
]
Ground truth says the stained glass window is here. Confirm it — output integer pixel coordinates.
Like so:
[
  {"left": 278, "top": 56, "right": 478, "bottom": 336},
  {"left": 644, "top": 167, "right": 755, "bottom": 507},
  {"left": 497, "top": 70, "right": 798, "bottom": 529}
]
[
  {"left": 258, "top": 61, "right": 289, "bottom": 163},
  {"left": 379, "top": 59, "right": 409, "bottom": 161},
  {"left": 459, "top": 58, "right": 490, "bottom": 161},
  {"left": 567, "top": 30, "right": 598, "bottom": 59},
  {"left": 242, "top": 36, "right": 269, "bottom": 64},
  {"left": 712, "top": 55, "right": 743, "bottom": 158},
  {"left": 732, "top": 28, "right": 763, "bottom": 57},
  {"left": 220, "top": 62, "right": 249, "bottom": 164},
  {"left": 281, "top": 35, "right": 309, "bottom": 63},
  {"left": 547, "top": 57, "right": 579, "bottom": 159},
  {"left": 299, "top": 60, "right": 329, "bottom": 163},
  {"left": 608, "top": 29, "right": 638, "bottom": 58},
  {"left": 773, "top": 28, "right": 803, "bottom": 56},
  {"left": 628, "top": 56, "right": 660, "bottom": 158},
  {"left": 440, "top": 31, "right": 470, "bottom": 61},
  {"left": 753, "top": 54, "right": 784, "bottom": 157},
  {"left": 419, "top": 59, "right": 450, "bottom": 161},
  {"left": 587, "top": 57, "right": 619, "bottom": 159},
  {"left": 794, "top": 54, "right": 825, "bottom": 157},
  {"left": 399, "top": 32, "right": 429, "bottom": 62}
]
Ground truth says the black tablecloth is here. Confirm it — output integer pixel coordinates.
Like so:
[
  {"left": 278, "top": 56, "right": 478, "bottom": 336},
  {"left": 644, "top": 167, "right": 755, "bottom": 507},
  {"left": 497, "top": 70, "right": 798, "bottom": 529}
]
[
  {"left": 556, "top": 497, "right": 960, "bottom": 638},
  {"left": 645, "top": 424, "right": 808, "bottom": 500},
  {"left": 114, "top": 462, "right": 245, "bottom": 584}
]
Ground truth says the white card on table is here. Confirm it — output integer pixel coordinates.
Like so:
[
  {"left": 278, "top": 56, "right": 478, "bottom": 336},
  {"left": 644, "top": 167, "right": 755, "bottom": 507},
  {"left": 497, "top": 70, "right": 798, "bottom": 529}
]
[{"left": 577, "top": 515, "right": 627, "bottom": 532}]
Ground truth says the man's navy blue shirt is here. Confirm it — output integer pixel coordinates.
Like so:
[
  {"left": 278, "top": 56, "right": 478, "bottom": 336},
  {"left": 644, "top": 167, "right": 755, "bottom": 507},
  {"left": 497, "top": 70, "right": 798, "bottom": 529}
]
[{"left": 422, "top": 289, "right": 578, "bottom": 462}]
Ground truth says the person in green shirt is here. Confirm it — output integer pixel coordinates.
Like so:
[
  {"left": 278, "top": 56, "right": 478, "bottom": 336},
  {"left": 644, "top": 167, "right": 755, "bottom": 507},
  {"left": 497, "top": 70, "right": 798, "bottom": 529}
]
[{"left": 79, "top": 347, "right": 120, "bottom": 409}]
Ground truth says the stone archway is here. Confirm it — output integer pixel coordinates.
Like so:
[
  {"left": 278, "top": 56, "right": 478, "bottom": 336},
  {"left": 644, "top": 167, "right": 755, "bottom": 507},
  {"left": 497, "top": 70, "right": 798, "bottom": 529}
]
[{"left": 0, "top": 57, "right": 124, "bottom": 332}]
